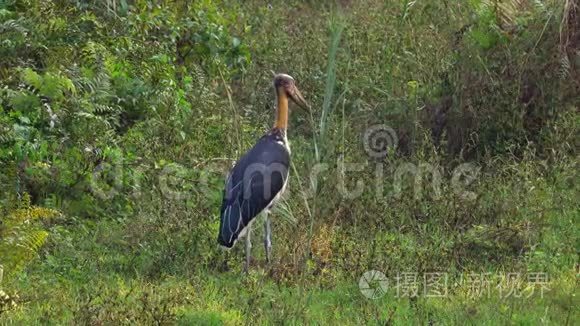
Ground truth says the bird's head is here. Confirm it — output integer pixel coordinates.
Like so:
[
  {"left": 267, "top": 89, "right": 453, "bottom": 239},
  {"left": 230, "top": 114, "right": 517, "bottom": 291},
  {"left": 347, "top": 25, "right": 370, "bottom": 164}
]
[{"left": 273, "top": 73, "right": 310, "bottom": 110}]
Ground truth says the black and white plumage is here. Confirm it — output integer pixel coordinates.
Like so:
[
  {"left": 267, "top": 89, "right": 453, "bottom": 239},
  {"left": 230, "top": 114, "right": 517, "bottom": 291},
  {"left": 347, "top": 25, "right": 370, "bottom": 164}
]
[
  {"left": 217, "top": 73, "right": 309, "bottom": 272},
  {"left": 217, "top": 128, "right": 290, "bottom": 248}
]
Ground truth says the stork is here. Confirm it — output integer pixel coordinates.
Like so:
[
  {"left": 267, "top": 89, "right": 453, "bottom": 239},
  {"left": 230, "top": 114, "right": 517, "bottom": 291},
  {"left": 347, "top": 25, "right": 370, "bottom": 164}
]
[{"left": 217, "top": 73, "right": 309, "bottom": 272}]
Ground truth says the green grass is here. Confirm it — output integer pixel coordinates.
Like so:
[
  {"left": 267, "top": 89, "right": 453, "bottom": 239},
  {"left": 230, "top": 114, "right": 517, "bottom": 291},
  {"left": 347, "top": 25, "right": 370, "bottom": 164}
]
[
  {"left": 2, "top": 153, "right": 577, "bottom": 324},
  {"left": 4, "top": 256, "right": 578, "bottom": 324}
]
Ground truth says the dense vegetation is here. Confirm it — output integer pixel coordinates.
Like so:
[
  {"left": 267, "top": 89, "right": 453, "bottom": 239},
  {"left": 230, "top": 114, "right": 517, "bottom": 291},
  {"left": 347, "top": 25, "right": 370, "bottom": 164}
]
[{"left": 0, "top": 0, "right": 578, "bottom": 324}]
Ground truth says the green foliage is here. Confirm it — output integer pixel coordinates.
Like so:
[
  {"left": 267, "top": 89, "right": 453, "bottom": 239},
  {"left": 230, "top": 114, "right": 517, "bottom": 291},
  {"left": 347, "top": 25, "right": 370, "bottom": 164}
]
[{"left": 0, "top": 193, "right": 57, "bottom": 281}]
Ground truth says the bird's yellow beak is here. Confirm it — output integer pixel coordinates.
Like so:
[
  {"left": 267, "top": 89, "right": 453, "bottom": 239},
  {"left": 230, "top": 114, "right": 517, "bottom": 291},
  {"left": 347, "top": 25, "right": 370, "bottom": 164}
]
[{"left": 289, "top": 85, "right": 310, "bottom": 110}]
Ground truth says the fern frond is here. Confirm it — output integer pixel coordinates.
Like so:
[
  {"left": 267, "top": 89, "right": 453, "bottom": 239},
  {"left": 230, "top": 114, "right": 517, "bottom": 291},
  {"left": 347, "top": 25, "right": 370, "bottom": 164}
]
[
  {"left": 93, "top": 104, "right": 121, "bottom": 115},
  {"left": 559, "top": 54, "right": 572, "bottom": 80},
  {"left": 76, "top": 72, "right": 111, "bottom": 96},
  {"left": 4, "top": 206, "right": 58, "bottom": 226},
  {"left": 0, "top": 196, "right": 56, "bottom": 280},
  {"left": 0, "top": 127, "right": 14, "bottom": 144},
  {"left": 74, "top": 111, "right": 113, "bottom": 129},
  {"left": 0, "top": 19, "right": 28, "bottom": 34},
  {"left": 80, "top": 41, "right": 107, "bottom": 71},
  {"left": 17, "top": 230, "right": 49, "bottom": 254}
]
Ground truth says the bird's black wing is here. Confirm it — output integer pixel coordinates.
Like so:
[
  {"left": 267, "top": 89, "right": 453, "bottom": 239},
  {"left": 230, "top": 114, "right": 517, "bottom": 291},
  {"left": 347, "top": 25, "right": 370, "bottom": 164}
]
[{"left": 218, "top": 131, "right": 290, "bottom": 248}]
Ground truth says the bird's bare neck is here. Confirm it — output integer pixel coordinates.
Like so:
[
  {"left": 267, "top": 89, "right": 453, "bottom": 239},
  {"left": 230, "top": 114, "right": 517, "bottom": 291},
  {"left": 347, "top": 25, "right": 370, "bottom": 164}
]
[{"left": 274, "top": 88, "right": 289, "bottom": 131}]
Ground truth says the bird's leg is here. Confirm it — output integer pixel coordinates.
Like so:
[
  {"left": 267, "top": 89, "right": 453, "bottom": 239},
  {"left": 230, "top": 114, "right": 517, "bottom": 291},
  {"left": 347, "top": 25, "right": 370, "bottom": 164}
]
[
  {"left": 264, "top": 212, "right": 272, "bottom": 263},
  {"left": 244, "top": 227, "right": 252, "bottom": 273}
]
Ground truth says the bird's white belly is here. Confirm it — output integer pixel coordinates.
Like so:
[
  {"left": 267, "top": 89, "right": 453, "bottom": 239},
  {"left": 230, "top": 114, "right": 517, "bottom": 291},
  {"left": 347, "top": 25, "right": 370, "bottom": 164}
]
[{"left": 267, "top": 166, "right": 289, "bottom": 210}]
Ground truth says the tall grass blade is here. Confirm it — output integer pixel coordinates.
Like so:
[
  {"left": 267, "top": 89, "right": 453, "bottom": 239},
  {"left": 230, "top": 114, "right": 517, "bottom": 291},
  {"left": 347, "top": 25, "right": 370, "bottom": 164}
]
[{"left": 319, "top": 16, "right": 345, "bottom": 146}]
